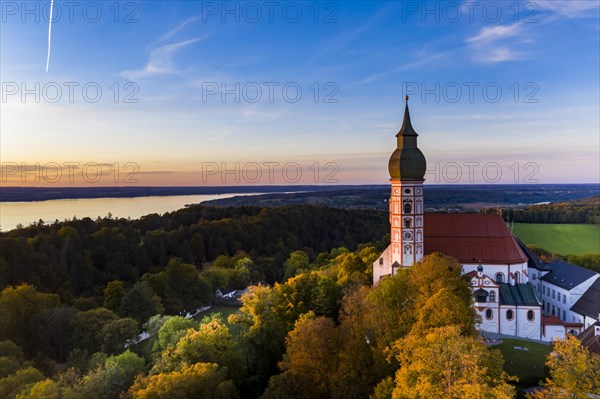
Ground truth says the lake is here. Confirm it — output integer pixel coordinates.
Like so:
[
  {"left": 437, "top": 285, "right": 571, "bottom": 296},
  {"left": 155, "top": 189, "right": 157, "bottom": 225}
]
[{"left": 0, "top": 193, "right": 261, "bottom": 231}]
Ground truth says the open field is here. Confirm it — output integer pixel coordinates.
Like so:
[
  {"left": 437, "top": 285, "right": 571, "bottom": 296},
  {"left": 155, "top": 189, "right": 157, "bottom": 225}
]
[
  {"left": 513, "top": 223, "right": 600, "bottom": 255},
  {"left": 493, "top": 339, "right": 551, "bottom": 389}
]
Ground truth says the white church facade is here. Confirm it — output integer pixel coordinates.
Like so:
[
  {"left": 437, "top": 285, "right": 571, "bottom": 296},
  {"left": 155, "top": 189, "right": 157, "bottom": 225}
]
[{"left": 373, "top": 98, "right": 598, "bottom": 342}]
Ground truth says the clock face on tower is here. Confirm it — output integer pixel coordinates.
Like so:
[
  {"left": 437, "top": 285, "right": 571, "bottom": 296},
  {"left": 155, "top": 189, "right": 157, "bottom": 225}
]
[{"left": 403, "top": 231, "right": 413, "bottom": 241}]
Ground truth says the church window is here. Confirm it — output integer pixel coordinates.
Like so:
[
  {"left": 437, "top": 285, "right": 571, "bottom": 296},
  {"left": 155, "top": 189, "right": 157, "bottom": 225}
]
[
  {"left": 495, "top": 273, "right": 504, "bottom": 284},
  {"left": 489, "top": 291, "right": 496, "bottom": 302},
  {"left": 485, "top": 309, "right": 493, "bottom": 320},
  {"left": 416, "top": 217, "right": 422, "bottom": 226},
  {"left": 404, "top": 188, "right": 411, "bottom": 194},
  {"left": 514, "top": 272, "right": 520, "bottom": 284},
  {"left": 474, "top": 289, "right": 488, "bottom": 303},
  {"left": 379, "top": 258, "right": 383, "bottom": 265},
  {"left": 506, "top": 310, "right": 514, "bottom": 320},
  {"left": 404, "top": 218, "right": 411, "bottom": 228},
  {"left": 416, "top": 244, "right": 422, "bottom": 254},
  {"left": 404, "top": 202, "right": 412, "bottom": 214},
  {"left": 527, "top": 310, "right": 534, "bottom": 321},
  {"left": 416, "top": 230, "right": 422, "bottom": 241}
]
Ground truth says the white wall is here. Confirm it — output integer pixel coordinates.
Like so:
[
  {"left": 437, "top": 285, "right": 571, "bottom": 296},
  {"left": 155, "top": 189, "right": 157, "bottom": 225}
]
[
  {"left": 541, "top": 274, "right": 599, "bottom": 322},
  {"left": 542, "top": 324, "right": 565, "bottom": 342},
  {"left": 463, "top": 262, "right": 529, "bottom": 285},
  {"left": 373, "top": 245, "right": 392, "bottom": 284}
]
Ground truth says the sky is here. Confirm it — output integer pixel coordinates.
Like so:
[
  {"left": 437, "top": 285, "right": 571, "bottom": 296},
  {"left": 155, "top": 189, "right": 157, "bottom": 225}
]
[{"left": 1, "top": 0, "right": 599, "bottom": 186}]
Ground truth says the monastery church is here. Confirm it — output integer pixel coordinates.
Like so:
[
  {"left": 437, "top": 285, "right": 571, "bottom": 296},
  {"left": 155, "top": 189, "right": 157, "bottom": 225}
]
[{"left": 373, "top": 97, "right": 600, "bottom": 343}]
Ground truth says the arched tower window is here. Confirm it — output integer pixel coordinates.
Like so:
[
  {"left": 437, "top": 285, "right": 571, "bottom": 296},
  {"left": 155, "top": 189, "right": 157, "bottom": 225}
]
[
  {"left": 404, "top": 218, "right": 411, "bottom": 228},
  {"left": 514, "top": 272, "right": 520, "bottom": 284},
  {"left": 404, "top": 202, "right": 412, "bottom": 214},
  {"left": 495, "top": 273, "right": 504, "bottom": 284},
  {"left": 403, "top": 245, "right": 412, "bottom": 254}
]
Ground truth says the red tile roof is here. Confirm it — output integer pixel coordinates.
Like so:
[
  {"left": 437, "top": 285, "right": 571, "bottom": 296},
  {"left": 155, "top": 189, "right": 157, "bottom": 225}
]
[
  {"left": 424, "top": 214, "right": 528, "bottom": 264},
  {"left": 542, "top": 315, "right": 564, "bottom": 325}
]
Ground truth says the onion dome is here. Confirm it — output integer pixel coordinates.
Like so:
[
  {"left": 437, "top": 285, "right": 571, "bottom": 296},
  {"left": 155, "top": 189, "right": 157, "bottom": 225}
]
[{"left": 388, "top": 96, "right": 427, "bottom": 180}]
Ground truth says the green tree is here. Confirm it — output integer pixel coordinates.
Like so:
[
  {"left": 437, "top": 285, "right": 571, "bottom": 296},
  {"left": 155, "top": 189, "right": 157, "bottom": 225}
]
[
  {"left": 0, "top": 285, "right": 60, "bottom": 356},
  {"left": 101, "top": 318, "right": 140, "bottom": 354},
  {"left": 103, "top": 281, "right": 125, "bottom": 313},
  {"left": 283, "top": 251, "right": 310, "bottom": 280},
  {"left": 0, "top": 341, "right": 27, "bottom": 378},
  {"left": 69, "top": 350, "right": 145, "bottom": 399},
  {"left": 154, "top": 318, "right": 242, "bottom": 379},
  {"left": 119, "top": 281, "right": 164, "bottom": 323},
  {"left": 151, "top": 316, "right": 196, "bottom": 358},
  {"left": 70, "top": 308, "right": 118, "bottom": 355}
]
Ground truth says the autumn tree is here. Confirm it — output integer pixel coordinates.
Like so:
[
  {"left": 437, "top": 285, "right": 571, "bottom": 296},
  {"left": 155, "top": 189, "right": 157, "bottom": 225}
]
[
  {"left": 151, "top": 316, "right": 196, "bottom": 359},
  {"left": 391, "top": 325, "right": 515, "bottom": 399},
  {"left": 129, "top": 362, "right": 238, "bottom": 399},
  {"left": 0, "top": 367, "right": 45, "bottom": 399},
  {"left": 153, "top": 317, "right": 243, "bottom": 380},
  {"left": 264, "top": 312, "right": 341, "bottom": 398},
  {"left": 527, "top": 334, "right": 600, "bottom": 399}
]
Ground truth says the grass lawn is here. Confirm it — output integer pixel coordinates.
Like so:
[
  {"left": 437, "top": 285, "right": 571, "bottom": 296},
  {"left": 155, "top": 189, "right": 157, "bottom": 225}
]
[
  {"left": 194, "top": 305, "right": 241, "bottom": 324},
  {"left": 513, "top": 223, "right": 600, "bottom": 255},
  {"left": 492, "top": 339, "right": 551, "bottom": 389}
]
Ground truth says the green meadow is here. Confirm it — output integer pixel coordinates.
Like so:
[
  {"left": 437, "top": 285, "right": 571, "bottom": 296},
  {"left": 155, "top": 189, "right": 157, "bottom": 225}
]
[{"left": 513, "top": 223, "right": 600, "bottom": 255}]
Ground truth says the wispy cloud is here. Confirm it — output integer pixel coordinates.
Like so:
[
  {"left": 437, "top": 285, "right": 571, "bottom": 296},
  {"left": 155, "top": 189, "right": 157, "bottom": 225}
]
[
  {"left": 467, "top": 24, "right": 522, "bottom": 44},
  {"left": 121, "top": 36, "right": 209, "bottom": 80},
  {"left": 156, "top": 16, "right": 200, "bottom": 43},
  {"left": 536, "top": 0, "right": 600, "bottom": 18},
  {"left": 467, "top": 23, "right": 528, "bottom": 63},
  {"left": 306, "top": 4, "right": 394, "bottom": 66}
]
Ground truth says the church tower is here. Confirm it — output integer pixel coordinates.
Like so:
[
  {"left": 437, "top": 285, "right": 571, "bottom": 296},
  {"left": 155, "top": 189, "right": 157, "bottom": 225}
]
[{"left": 387, "top": 96, "right": 427, "bottom": 272}]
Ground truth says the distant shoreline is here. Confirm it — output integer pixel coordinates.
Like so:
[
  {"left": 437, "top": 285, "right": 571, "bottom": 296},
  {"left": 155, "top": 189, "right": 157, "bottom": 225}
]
[
  {"left": 2, "top": 183, "right": 597, "bottom": 204},
  {"left": 0, "top": 185, "right": 377, "bottom": 203}
]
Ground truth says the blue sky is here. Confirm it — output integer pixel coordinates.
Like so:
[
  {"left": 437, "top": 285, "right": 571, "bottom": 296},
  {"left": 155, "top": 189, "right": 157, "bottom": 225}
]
[{"left": 1, "top": 0, "right": 599, "bottom": 186}]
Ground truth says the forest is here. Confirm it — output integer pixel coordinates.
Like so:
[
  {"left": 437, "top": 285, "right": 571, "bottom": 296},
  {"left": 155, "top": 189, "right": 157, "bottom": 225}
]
[{"left": 0, "top": 204, "right": 598, "bottom": 398}]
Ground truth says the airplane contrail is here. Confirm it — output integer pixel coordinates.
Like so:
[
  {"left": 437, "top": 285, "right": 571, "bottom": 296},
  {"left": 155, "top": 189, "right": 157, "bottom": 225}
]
[{"left": 45, "top": 0, "right": 54, "bottom": 72}]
